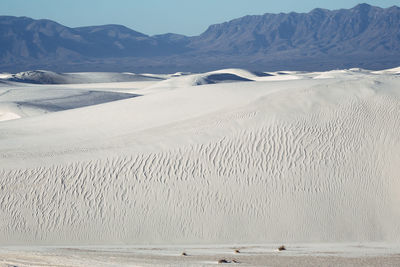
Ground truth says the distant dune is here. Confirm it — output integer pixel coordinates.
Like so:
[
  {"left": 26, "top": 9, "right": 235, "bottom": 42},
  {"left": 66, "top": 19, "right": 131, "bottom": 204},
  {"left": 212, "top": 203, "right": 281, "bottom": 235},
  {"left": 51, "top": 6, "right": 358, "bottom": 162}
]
[
  {"left": 6, "top": 70, "right": 163, "bottom": 84},
  {"left": 0, "top": 67, "right": 399, "bottom": 245}
]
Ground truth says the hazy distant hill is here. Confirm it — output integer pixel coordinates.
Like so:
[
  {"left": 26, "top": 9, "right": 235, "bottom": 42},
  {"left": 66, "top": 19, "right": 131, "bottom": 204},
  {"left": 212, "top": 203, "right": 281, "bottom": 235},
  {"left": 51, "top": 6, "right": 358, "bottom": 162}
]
[{"left": 1, "top": 3, "right": 399, "bottom": 72}]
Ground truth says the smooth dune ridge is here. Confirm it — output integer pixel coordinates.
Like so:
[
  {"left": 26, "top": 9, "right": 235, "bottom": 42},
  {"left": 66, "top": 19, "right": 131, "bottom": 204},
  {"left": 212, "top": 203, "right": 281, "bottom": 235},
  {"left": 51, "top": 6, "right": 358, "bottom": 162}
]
[{"left": 0, "top": 69, "right": 400, "bottom": 245}]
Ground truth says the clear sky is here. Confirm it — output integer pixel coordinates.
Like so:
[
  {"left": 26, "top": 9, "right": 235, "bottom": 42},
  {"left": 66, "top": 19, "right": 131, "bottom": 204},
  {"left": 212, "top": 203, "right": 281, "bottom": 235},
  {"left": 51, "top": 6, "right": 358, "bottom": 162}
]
[{"left": 1, "top": 0, "right": 399, "bottom": 36}]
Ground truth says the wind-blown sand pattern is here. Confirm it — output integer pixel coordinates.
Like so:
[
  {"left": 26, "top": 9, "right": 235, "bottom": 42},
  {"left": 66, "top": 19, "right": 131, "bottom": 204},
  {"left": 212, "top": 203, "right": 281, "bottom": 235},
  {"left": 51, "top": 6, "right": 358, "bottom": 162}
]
[{"left": 0, "top": 68, "right": 400, "bottom": 251}]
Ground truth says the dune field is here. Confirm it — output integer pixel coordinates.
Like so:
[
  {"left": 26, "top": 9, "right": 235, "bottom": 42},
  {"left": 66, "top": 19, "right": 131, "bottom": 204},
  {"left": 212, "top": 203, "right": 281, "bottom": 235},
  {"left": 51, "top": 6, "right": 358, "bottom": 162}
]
[{"left": 0, "top": 67, "right": 400, "bottom": 265}]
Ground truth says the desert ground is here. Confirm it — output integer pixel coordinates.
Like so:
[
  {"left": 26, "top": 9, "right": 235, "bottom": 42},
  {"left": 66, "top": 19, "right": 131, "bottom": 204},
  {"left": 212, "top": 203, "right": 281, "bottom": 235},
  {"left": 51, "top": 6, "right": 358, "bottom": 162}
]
[
  {"left": 0, "top": 67, "right": 400, "bottom": 265},
  {"left": 1, "top": 243, "right": 400, "bottom": 266}
]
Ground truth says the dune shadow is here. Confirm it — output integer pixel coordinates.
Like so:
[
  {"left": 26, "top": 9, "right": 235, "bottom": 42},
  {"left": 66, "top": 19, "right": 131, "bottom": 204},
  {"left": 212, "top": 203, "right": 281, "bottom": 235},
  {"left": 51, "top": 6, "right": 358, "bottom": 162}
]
[
  {"left": 251, "top": 71, "right": 273, "bottom": 77},
  {"left": 197, "top": 73, "right": 253, "bottom": 85},
  {"left": 16, "top": 91, "right": 140, "bottom": 112}
]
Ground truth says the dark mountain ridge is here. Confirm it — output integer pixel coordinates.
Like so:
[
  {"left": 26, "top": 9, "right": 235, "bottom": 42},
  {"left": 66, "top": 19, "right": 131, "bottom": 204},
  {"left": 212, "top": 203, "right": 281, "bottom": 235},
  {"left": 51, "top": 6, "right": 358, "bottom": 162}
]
[{"left": 1, "top": 3, "right": 399, "bottom": 72}]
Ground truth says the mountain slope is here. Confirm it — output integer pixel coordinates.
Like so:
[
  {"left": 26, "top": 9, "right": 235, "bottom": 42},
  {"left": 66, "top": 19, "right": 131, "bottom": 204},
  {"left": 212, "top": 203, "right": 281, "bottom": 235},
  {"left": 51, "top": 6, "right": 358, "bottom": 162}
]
[
  {"left": 0, "top": 16, "right": 190, "bottom": 61},
  {"left": 192, "top": 4, "right": 400, "bottom": 55},
  {"left": 0, "top": 3, "right": 399, "bottom": 72}
]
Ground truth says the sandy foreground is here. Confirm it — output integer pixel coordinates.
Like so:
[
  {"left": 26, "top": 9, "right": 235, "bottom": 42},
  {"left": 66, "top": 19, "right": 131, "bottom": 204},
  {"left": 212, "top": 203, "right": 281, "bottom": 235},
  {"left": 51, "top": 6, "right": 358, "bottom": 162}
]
[
  {"left": 1, "top": 68, "right": 400, "bottom": 265},
  {"left": 1, "top": 244, "right": 400, "bottom": 266}
]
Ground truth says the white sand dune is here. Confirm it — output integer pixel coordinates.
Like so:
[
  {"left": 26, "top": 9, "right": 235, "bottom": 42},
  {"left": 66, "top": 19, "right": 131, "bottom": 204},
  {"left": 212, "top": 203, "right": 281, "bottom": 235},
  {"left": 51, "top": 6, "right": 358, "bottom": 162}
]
[
  {"left": 372, "top": 66, "right": 400, "bottom": 75},
  {"left": 0, "top": 73, "right": 11, "bottom": 79},
  {"left": 0, "top": 78, "right": 146, "bottom": 121},
  {"left": 4, "top": 70, "right": 164, "bottom": 84},
  {"left": 0, "top": 111, "right": 20, "bottom": 122},
  {"left": 145, "top": 69, "right": 255, "bottom": 88},
  {"left": 0, "top": 68, "right": 400, "bottom": 247}
]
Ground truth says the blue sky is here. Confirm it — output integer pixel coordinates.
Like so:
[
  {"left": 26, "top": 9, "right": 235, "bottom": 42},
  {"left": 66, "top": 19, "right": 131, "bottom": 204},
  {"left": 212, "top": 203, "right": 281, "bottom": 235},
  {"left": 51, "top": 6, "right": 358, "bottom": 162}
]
[{"left": 2, "top": 0, "right": 399, "bottom": 36}]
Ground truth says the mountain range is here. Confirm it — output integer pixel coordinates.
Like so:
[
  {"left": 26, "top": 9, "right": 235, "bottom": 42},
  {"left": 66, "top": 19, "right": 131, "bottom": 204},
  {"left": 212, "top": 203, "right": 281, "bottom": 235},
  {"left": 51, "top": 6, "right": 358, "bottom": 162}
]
[{"left": 1, "top": 3, "right": 399, "bottom": 73}]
